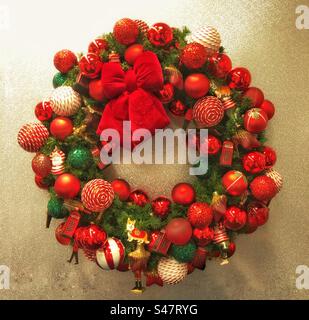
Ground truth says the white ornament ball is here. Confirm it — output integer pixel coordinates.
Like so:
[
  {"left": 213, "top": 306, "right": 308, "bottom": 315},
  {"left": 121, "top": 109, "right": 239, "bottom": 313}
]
[
  {"left": 157, "top": 257, "right": 188, "bottom": 285},
  {"left": 17, "top": 123, "right": 49, "bottom": 152},
  {"left": 50, "top": 86, "right": 81, "bottom": 116},
  {"left": 189, "top": 26, "right": 221, "bottom": 56},
  {"left": 265, "top": 168, "right": 283, "bottom": 192}
]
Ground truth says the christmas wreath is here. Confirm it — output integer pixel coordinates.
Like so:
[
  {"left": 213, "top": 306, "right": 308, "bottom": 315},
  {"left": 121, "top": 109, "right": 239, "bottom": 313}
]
[{"left": 17, "top": 18, "right": 283, "bottom": 293}]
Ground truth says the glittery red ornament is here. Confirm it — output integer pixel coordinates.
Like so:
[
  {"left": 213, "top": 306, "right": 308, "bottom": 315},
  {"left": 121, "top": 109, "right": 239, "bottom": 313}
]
[
  {"left": 32, "top": 153, "right": 52, "bottom": 177},
  {"left": 222, "top": 170, "right": 248, "bottom": 196},
  {"left": 55, "top": 222, "right": 71, "bottom": 246},
  {"left": 74, "top": 225, "right": 107, "bottom": 251},
  {"left": 227, "top": 67, "right": 251, "bottom": 91},
  {"left": 169, "top": 100, "right": 187, "bottom": 116},
  {"left": 111, "top": 179, "right": 131, "bottom": 201},
  {"left": 224, "top": 206, "right": 247, "bottom": 231},
  {"left": 53, "top": 49, "right": 77, "bottom": 73},
  {"left": 34, "top": 101, "right": 53, "bottom": 121},
  {"left": 113, "top": 18, "right": 139, "bottom": 45},
  {"left": 165, "top": 218, "right": 192, "bottom": 245},
  {"left": 247, "top": 201, "right": 269, "bottom": 227},
  {"left": 250, "top": 175, "right": 278, "bottom": 201},
  {"left": 54, "top": 173, "right": 81, "bottom": 199},
  {"left": 152, "top": 196, "right": 171, "bottom": 218},
  {"left": 199, "top": 134, "right": 222, "bottom": 155},
  {"left": 193, "top": 226, "right": 214, "bottom": 246},
  {"left": 34, "top": 175, "right": 49, "bottom": 189},
  {"left": 260, "top": 99, "right": 275, "bottom": 120},
  {"left": 207, "top": 53, "right": 232, "bottom": 78},
  {"left": 181, "top": 42, "right": 207, "bottom": 69},
  {"left": 129, "top": 189, "right": 149, "bottom": 207},
  {"left": 187, "top": 202, "right": 213, "bottom": 228},
  {"left": 124, "top": 44, "right": 144, "bottom": 65},
  {"left": 159, "top": 83, "right": 174, "bottom": 104},
  {"left": 172, "top": 183, "right": 196, "bottom": 206},
  {"left": 89, "top": 79, "right": 105, "bottom": 101},
  {"left": 261, "top": 146, "right": 276, "bottom": 169},
  {"left": 244, "top": 108, "right": 268, "bottom": 133},
  {"left": 88, "top": 38, "right": 108, "bottom": 55},
  {"left": 243, "top": 87, "right": 264, "bottom": 107},
  {"left": 147, "top": 23, "right": 173, "bottom": 47},
  {"left": 50, "top": 117, "right": 73, "bottom": 140},
  {"left": 242, "top": 151, "right": 266, "bottom": 174},
  {"left": 184, "top": 73, "right": 210, "bottom": 99},
  {"left": 78, "top": 53, "right": 102, "bottom": 79}
]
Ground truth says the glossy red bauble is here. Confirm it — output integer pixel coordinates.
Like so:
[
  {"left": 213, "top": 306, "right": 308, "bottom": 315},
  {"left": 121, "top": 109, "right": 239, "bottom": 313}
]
[
  {"left": 243, "top": 87, "right": 264, "bottom": 107},
  {"left": 147, "top": 22, "right": 173, "bottom": 47},
  {"left": 50, "top": 117, "right": 73, "bottom": 140},
  {"left": 222, "top": 170, "right": 248, "bottom": 196},
  {"left": 113, "top": 18, "right": 139, "bottom": 45},
  {"left": 184, "top": 73, "right": 210, "bottom": 99},
  {"left": 181, "top": 42, "right": 207, "bottom": 69},
  {"left": 88, "top": 38, "right": 108, "bottom": 55},
  {"left": 74, "top": 225, "right": 107, "bottom": 251},
  {"left": 129, "top": 189, "right": 149, "bottom": 207},
  {"left": 224, "top": 206, "right": 247, "bottom": 231},
  {"left": 207, "top": 53, "right": 232, "bottom": 78},
  {"left": 89, "top": 79, "right": 105, "bottom": 101},
  {"left": 244, "top": 108, "right": 268, "bottom": 133},
  {"left": 247, "top": 201, "right": 269, "bottom": 227},
  {"left": 172, "top": 183, "right": 196, "bottom": 205},
  {"left": 55, "top": 222, "right": 71, "bottom": 246},
  {"left": 34, "top": 101, "right": 53, "bottom": 121},
  {"left": 79, "top": 53, "right": 102, "bottom": 79},
  {"left": 187, "top": 202, "right": 213, "bottom": 228},
  {"left": 193, "top": 226, "right": 214, "bottom": 246},
  {"left": 242, "top": 151, "right": 266, "bottom": 174},
  {"left": 152, "top": 196, "right": 171, "bottom": 218},
  {"left": 227, "top": 67, "right": 251, "bottom": 91},
  {"left": 34, "top": 175, "right": 49, "bottom": 189},
  {"left": 169, "top": 100, "right": 187, "bottom": 116},
  {"left": 111, "top": 179, "right": 131, "bottom": 201},
  {"left": 124, "top": 44, "right": 144, "bottom": 65},
  {"left": 199, "top": 134, "right": 222, "bottom": 155},
  {"left": 54, "top": 173, "right": 81, "bottom": 199},
  {"left": 260, "top": 99, "right": 275, "bottom": 120},
  {"left": 165, "top": 218, "right": 193, "bottom": 245},
  {"left": 261, "top": 146, "right": 277, "bottom": 169},
  {"left": 159, "top": 83, "right": 174, "bottom": 104}
]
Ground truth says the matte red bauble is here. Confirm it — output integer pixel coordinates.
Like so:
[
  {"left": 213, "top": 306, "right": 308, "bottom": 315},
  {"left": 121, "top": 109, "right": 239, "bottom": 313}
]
[
  {"left": 244, "top": 108, "right": 268, "bottom": 133},
  {"left": 181, "top": 42, "right": 207, "bottom": 69},
  {"left": 222, "top": 170, "right": 248, "bottom": 196},
  {"left": 250, "top": 175, "right": 278, "bottom": 201},
  {"left": 129, "top": 189, "right": 149, "bottom": 207},
  {"left": 199, "top": 134, "right": 222, "bottom": 155},
  {"left": 89, "top": 79, "right": 105, "bottom": 101},
  {"left": 193, "top": 226, "right": 214, "bottom": 246},
  {"left": 261, "top": 146, "right": 277, "bottom": 169},
  {"left": 79, "top": 53, "right": 102, "bottom": 79},
  {"left": 242, "top": 151, "right": 266, "bottom": 174},
  {"left": 88, "top": 38, "right": 108, "bottom": 55},
  {"left": 32, "top": 153, "right": 52, "bottom": 177},
  {"left": 53, "top": 49, "right": 77, "bottom": 73},
  {"left": 184, "top": 73, "right": 210, "bottom": 99},
  {"left": 50, "top": 117, "right": 73, "bottom": 140},
  {"left": 172, "top": 183, "right": 196, "bottom": 205},
  {"left": 247, "top": 201, "right": 269, "bottom": 227},
  {"left": 54, "top": 173, "right": 81, "bottom": 199},
  {"left": 159, "top": 83, "right": 174, "bottom": 104},
  {"left": 224, "top": 206, "right": 247, "bottom": 231},
  {"left": 111, "top": 179, "right": 131, "bottom": 201},
  {"left": 169, "top": 100, "right": 187, "bottom": 116},
  {"left": 124, "top": 44, "right": 144, "bottom": 65},
  {"left": 207, "top": 53, "right": 232, "bottom": 78},
  {"left": 260, "top": 99, "right": 275, "bottom": 120},
  {"left": 113, "top": 18, "right": 139, "bottom": 45},
  {"left": 165, "top": 218, "right": 192, "bottom": 245},
  {"left": 187, "top": 202, "right": 213, "bottom": 228},
  {"left": 227, "top": 67, "right": 251, "bottom": 91},
  {"left": 243, "top": 87, "right": 264, "bottom": 107},
  {"left": 152, "top": 196, "right": 171, "bottom": 218},
  {"left": 147, "top": 23, "right": 173, "bottom": 47},
  {"left": 34, "top": 101, "right": 53, "bottom": 121}
]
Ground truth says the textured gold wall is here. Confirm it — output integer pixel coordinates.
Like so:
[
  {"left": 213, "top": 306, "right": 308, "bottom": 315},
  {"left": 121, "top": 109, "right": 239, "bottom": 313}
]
[{"left": 1, "top": 0, "right": 309, "bottom": 299}]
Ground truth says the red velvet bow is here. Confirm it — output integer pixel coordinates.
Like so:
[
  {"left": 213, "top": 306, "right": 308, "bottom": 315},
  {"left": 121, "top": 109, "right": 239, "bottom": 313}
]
[{"left": 96, "top": 51, "right": 170, "bottom": 146}]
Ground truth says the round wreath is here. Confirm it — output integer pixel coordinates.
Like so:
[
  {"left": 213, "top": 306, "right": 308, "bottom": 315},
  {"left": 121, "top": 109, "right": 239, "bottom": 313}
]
[{"left": 18, "top": 18, "right": 283, "bottom": 293}]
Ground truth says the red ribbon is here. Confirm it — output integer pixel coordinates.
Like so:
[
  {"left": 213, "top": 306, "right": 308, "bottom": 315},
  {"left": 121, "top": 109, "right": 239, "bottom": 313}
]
[{"left": 96, "top": 51, "right": 170, "bottom": 146}]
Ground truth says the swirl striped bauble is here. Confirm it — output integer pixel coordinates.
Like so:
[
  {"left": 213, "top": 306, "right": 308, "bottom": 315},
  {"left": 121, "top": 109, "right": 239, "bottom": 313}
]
[
  {"left": 134, "top": 19, "right": 149, "bottom": 35},
  {"left": 193, "top": 96, "right": 224, "bottom": 127},
  {"left": 157, "top": 257, "right": 188, "bottom": 285},
  {"left": 81, "top": 179, "right": 114, "bottom": 212},
  {"left": 189, "top": 26, "right": 221, "bottom": 56},
  {"left": 50, "top": 86, "right": 81, "bottom": 116},
  {"left": 265, "top": 168, "right": 283, "bottom": 193},
  {"left": 222, "top": 97, "right": 236, "bottom": 110},
  {"left": 50, "top": 147, "right": 66, "bottom": 175},
  {"left": 17, "top": 123, "right": 49, "bottom": 152},
  {"left": 96, "top": 237, "right": 125, "bottom": 270}
]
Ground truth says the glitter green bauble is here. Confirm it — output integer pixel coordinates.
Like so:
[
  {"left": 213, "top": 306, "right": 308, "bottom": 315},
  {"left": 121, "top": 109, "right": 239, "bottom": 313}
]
[
  {"left": 67, "top": 146, "right": 93, "bottom": 169},
  {"left": 53, "top": 72, "right": 67, "bottom": 88},
  {"left": 170, "top": 240, "right": 197, "bottom": 263},
  {"left": 47, "top": 197, "right": 68, "bottom": 219}
]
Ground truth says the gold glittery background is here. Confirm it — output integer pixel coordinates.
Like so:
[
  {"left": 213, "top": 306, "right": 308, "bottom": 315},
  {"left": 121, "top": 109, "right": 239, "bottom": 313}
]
[{"left": 1, "top": 0, "right": 309, "bottom": 299}]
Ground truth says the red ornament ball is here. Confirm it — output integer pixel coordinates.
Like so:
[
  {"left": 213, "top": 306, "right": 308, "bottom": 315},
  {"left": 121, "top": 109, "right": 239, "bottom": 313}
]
[
  {"left": 55, "top": 222, "right": 71, "bottom": 246},
  {"left": 32, "top": 153, "right": 52, "bottom": 177},
  {"left": 242, "top": 151, "right": 266, "bottom": 174},
  {"left": 247, "top": 201, "right": 269, "bottom": 228},
  {"left": 53, "top": 49, "right": 77, "bottom": 73},
  {"left": 181, "top": 42, "right": 207, "bottom": 69},
  {"left": 169, "top": 100, "right": 187, "bottom": 116},
  {"left": 159, "top": 83, "right": 174, "bottom": 104},
  {"left": 184, "top": 73, "right": 210, "bottom": 99},
  {"left": 89, "top": 79, "right": 105, "bottom": 101},
  {"left": 193, "top": 226, "right": 214, "bottom": 246},
  {"left": 113, "top": 18, "right": 139, "bottom": 45},
  {"left": 152, "top": 196, "right": 171, "bottom": 218},
  {"left": 250, "top": 175, "right": 278, "bottom": 201},
  {"left": 34, "top": 101, "right": 53, "bottom": 121},
  {"left": 172, "top": 183, "right": 196, "bottom": 206},
  {"left": 227, "top": 67, "right": 251, "bottom": 91},
  {"left": 199, "top": 134, "right": 222, "bottom": 155},
  {"left": 79, "top": 53, "right": 102, "bottom": 79},
  {"left": 260, "top": 99, "right": 275, "bottom": 120},
  {"left": 207, "top": 53, "right": 232, "bottom": 78},
  {"left": 165, "top": 218, "right": 193, "bottom": 245},
  {"left": 227, "top": 242, "right": 236, "bottom": 258},
  {"left": 88, "top": 38, "right": 108, "bottom": 55},
  {"left": 74, "top": 225, "right": 107, "bottom": 251},
  {"left": 111, "top": 179, "right": 131, "bottom": 201},
  {"left": 34, "top": 175, "right": 49, "bottom": 189},
  {"left": 129, "top": 189, "right": 149, "bottom": 207},
  {"left": 222, "top": 170, "right": 248, "bottom": 196},
  {"left": 261, "top": 146, "right": 277, "bottom": 169},
  {"left": 244, "top": 108, "right": 268, "bottom": 133},
  {"left": 243, "top": 87, "right": 264, "bottom": 107},
  {"left": 147, "top": 22, "right": 173, "bottom": 47},
  {"left": 124, "top": 44, "right": 144, "bottom": 65},
  {"left": 187, "top": 202, "right": 213, "bottom": 228},
  {"left": 224, "top": 206, "right": 247, "bottom": 231},
  {"left": 54, "top": 173, "right": 81, "bottom": 199},
  {"left": 50, "top": 117, "right": 73, "bottom": 141}
]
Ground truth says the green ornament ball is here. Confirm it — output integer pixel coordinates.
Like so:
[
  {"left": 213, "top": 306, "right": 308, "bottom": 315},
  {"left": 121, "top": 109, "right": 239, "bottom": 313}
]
[
  {"left": 53, "top": 72, "right": 67, "bottom": 88},
  {"left": 67, "top": 146, "right": 93, "bottom": 169},
  {"left": 47, "top": 197, "right": 68, "bottom": 219},
  {"left": 170, "top": 240, "right": 197, "bottom": 263}
]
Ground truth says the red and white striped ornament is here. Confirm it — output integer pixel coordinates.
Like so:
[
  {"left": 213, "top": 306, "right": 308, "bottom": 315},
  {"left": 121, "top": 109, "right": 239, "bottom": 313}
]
[
  {"left": 222, "top": 97, "right": 236, "bottom": 111},
  {"left": 96, "top": 237, "right": 125, "bottom": 270},
  {"left": 189, "top": 26, "right": 221, "bottom": 56},
  {"left": 109, "top": 52, "right": 120, "bottom": 63},
  {"left": 157, "top": 257, "right": 188, "bottom": 285},
  {"left": 50, "top": 86, "right": 82, "bottom": 116},
  {"left": 50, "top": 147, "right": 66, "bottom": 175},
  {"left": 193, "top": 96, "right": 224, "bottom": 127},
  {"left": 134, "top": 19, "right": 149, "bottom": 35},
  {"left": 81, "top": 179, "right": 114, "bottom": 212},
  {"left": 265, "top": 168, "right": 283, "bottom": 192},
  {"left": 17, "top": 123, "right": 49, "bottom": 152}
]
